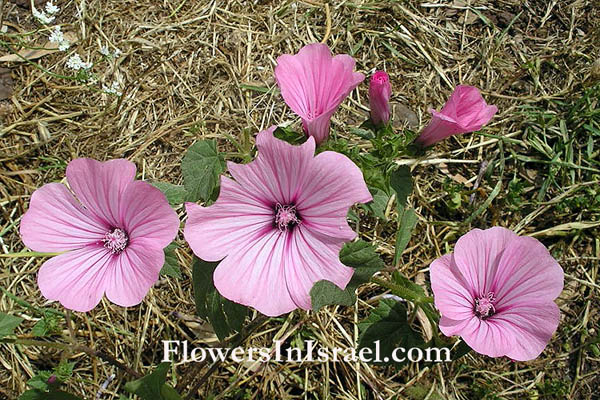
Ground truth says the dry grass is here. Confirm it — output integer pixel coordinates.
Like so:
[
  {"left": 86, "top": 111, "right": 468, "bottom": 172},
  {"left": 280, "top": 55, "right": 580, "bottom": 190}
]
[{"left": 1, "top": 0, "right": 599, "bottom": 399}]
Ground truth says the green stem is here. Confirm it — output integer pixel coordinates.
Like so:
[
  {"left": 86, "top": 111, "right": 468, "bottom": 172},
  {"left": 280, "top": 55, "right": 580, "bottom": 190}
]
[{"left": 370, "top": 276, "right": 433, "bottom": 304}]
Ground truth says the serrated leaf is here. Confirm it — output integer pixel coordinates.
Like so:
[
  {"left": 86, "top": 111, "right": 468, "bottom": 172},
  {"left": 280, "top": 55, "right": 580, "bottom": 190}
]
[
  {"left": 349, "top": 127, "right": 375, "bottom": 140},
  {"left": 192, "top": 257, "right": 248, "bottom": 341},
  {"left": 361, "top": 188, "right": 389, "bottom": 220},
  {"left": 310, "top": 240, "right": 384, "bottom": 311},
  {"left": 393, "top": 208, "right": 418, "bottom": 266},
  {"left": 160, "top": 243, "right": 182, "bottom": 279},
  {"left": 151, "top": 182, "right": 188, "bottom": 206},
  {"left": 32, "top": 313, "right": 61, "bottom": 337},
  {"left": 390, "top": 166, "right": 412, "bottom": 210},
  {"left": 273, "top": 126, "right": 307, "bottom": 145},
  {"left": 357, "top": 299, "right": 425, "bottom": 366},
  {"left": 0, "top": 312, "right": 23, "bottom": 338},
  {"left": 182, "top": 140, "right": 225, "bottom": 202},
  {"left": 124, "top": 363, "right": 181, "bottom": 400}
]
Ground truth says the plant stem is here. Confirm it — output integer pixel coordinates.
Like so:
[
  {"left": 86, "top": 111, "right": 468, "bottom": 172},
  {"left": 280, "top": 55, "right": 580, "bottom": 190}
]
[
  {"left": 370, "top": 276, "right": 433, "bottom": 304},
  {"left": 0, "top": 251, "right": 64, "bottom": 258},
  {"left": 1, "top": 337, "right": 142, "bottom": 378}
]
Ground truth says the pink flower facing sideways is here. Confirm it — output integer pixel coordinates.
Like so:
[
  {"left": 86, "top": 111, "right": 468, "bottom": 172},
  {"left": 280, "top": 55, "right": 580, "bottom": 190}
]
[
  {"left": 275, "top": 43, "right": 365, "bottom": 145},
  {"left": 369, "top": 70, "right": 392, "bottom": 126},
  {"left": 415, "top": 85, "right": 497, "bottom": 147},
  {"left": 430, "top": 227, "right": 564, "bottom": 361},
  {"left": 20, "top": 159, "right": 179, "bottom": 312},
  {"left": 184, "top": 127, "right": 372, "bottom": 317}
]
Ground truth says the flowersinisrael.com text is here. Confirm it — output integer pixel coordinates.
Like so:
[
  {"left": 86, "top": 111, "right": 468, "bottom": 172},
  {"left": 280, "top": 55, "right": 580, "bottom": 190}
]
[{"left": 162, "top": 340, "right": 451, "bottom": 364}]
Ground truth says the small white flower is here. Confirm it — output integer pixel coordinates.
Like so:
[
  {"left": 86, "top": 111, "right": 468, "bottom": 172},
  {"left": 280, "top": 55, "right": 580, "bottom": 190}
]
[
  {"left": 66, "top": 54, "right": 92, "bottom": 71},
  {"left": 113, "top": 48, "right": 122, "bottom": 58},
  {"left": 45, "top": 1, "right": 60, "bottom": 15},
  {"left": 49, "top": 26, "right": 63, "bottom": 43},
  {"left": 58, "top": 40, "right": 70, "bottom": 51},
  {"left": 33, "top": 9, "right": 55, "bottom": 24},
  {"left": 99, "top": 45, "right": 110, "bottom": 56},
  {"left": 102, "top": 80, "right": 122, "bottom": 96}
]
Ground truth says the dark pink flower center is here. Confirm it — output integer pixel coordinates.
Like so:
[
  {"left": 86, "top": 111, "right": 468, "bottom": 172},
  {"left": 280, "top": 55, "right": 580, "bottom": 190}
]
[
  {"left": 102, "top": 228, "right": 128, "bottom": 254},
  {"left": 275, "top": 204, "right": 300, "bottom": 231},
  {"left": 474, "top": 292, "right": 496, "bottom": 319}
]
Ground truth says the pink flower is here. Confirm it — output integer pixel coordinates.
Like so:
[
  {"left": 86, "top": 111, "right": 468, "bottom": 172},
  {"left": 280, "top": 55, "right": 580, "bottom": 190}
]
[
  {"left": 430, "top": 227, "right": 564, "bottom": 361},
  {"left": 274, "top": 43, "right": 365, "bottom": 144},
  {"left": 415, "top": 85, "right": 497, "bottom": 147},
  {"left": 20, "top": 159, "right": 179, "bottom": 312},
  {"left": 369, "top": 70, "right": 391, "bottom": 126},
  {"left": 184, "top": 127, "right": 372, "bottom": 316}
]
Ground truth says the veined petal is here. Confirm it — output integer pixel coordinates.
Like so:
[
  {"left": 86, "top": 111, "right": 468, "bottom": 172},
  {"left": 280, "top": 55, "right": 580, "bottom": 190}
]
[
  {"left": 20, "top": 183, "right": 109, "bottom": 252},
  {"left": 213, "top": 230, "right": 297, "bottom": 317},
  {"left": 104, "top": 238, "right": 164, "bottom": 307},
  {"left": 37, "top": 246, "right": 112, "bottom": 312},
  {"left": 283, "top": 226, "right": 354, "bottom": 310},
  {"left": 119, "top": 180, "right": 179, "bottom": 248},
  {"left": 430, "top": 254, "right": 475, "bottom": 321},
  {"left": 454, "top": 316, "right": 514, "bottom": 358},
  {"left": 452, "top": 227, "right": 519, "bottom": 297},
  {"left": 184, "top": 176, "right": 275, "bottom": 262},
  {"left": 296, "top": 150, "right": 372, "bottom": 240},
  {"left": 275, "top": 43, "right": 364, "bottom": 144},
  {"left": 491, "top": 301, "right": 560, "bottom": 361},
  {"left": 66, "top": 158, "right": 136, "bottom": 227},
  {"left": 492, "top": 236, "right": 564, "bottom": 308},
  {"left": 227, "top": 127, "right": 316, "bottom": 205}
]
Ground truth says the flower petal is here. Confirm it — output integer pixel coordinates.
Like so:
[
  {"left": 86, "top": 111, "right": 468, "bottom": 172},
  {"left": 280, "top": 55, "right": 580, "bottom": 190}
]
[
  {"left": 275, "top": 43, "right": 364, "bottom": 143},
  {"left": 295, "top": 150, "right": 372, "bottom": 241},
  {"left": 492, "top": 301, "right": 560, "bottom": 361},
  {"left": 20, "top": 183, "right": 109, "bottom": 252},
  {"left": 452, "top": 227, "right": 519, "bottom": 297},
  {"left": 37, "top": 246, "right": 112, "bottom": 312},
  {"left": 492, "top": 236, "right": 564, "bottom": 308},
  {"left": 66, "top": 158, "right": 136, "bottom": 227},
  {"left": 104, "top": 238, "right": 164, "bottom": 307},
  {"left": 184, "top": 176, "right": 275, "bottom": 262},
  {"left": 119, "top": 180, "right": 179, "bottom": 248},
  {"left": 227, "top": 127, "right": 316, "bottom": 205},
  {"left": 213, "top": 230, "right": 297, "bottom": 317},
  {"left": 283, "top": 226, "right": 354, "bottom": 310},
  {"left": 430, "top": 254, "right": 475, "bottom": 321},
  {"left": 452, "top": 316, "right": 514, "bottom": 358}
]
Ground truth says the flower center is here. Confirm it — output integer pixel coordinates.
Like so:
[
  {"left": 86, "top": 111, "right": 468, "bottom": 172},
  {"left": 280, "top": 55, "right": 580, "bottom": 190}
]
[
  {"left": 102, "top": 228, "right": 128, "bottom": 254},
  {"left": 474, "top": 292, "right": 496, "bottom": 319},
  {"left": 275, "top": 204, "right": 300, "bottom": 231}
]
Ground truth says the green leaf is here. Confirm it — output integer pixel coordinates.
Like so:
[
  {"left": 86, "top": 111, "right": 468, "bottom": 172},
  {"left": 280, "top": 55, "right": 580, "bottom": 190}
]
[
  {"left": 390, "top": 271, "right": 438, "bottom": 324},
  {"left": 125, "top": 363, "right": 181, "bottom": 400},
  {"left": 451, "top": 340, "right": 472, "bottom": 360},
  {"left": 390, "top": 166, "right": 412, "bottom": 210},
  {"left": 19, "top": 390, "right": 83, "bottom": 400},
  {"left": 192, "top": 257, "right": 248, "bottom": 341},
  {"left": 273, "top": 126, "right": 307, "bottom": 145},
  {"left": 182, "top": 140, "right": 225, "bottom": 202},
  {"left": 361, "top": 188, "right": 389, "bottom": 220},
  {"left": 160, "top": 243, "right": 182, "bottom": 279},
  {"left": 349, "top": 127, "right": 375, "bottom": 140},
  {"left": 32, "top": 313, "right": 61, "bottom": 337},
  {"left": 393, "top": 208, "right": 418, "bottom": 266},
  {"left": 310, "top": 240, "right": 385, "bottom": 311},
  {"left": 0, "top": 312, "right": 23, "bottom": 338},
  {"left": 151, "top": 182, "right": 188, "bottom": 206},
  {"left": 357, "top": 299, "right": 425, "bottom": 366}
]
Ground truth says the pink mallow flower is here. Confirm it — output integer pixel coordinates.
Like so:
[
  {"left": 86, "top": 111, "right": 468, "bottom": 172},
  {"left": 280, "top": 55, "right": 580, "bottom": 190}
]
[
  {"left": 430, "top": 227, "right": 564, "bottom": 361},
  {"left": 274, "top": 43, "right": 365, "bottom": 145},
  {"left": 369, "top": 70, "right": 392, "bottom": 126},
  {"left": 184, "top": 127, "right": 372, "bottom": 317},
  {"left": 20, "top": 158, "right": 179, "bottom": 312},
  {"left": 415, "top": 85, "right": 497, "bottom": 147}
]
